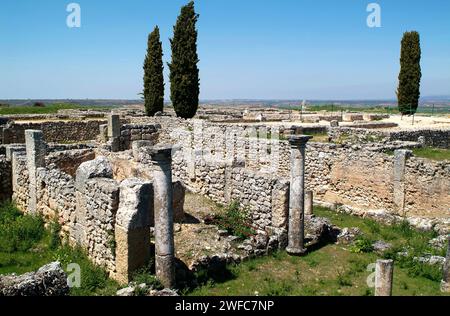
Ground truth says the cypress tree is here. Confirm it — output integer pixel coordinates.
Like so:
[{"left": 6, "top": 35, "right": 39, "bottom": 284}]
[
  {"left": 397, "top": 31, "right": 422, "bottom": 115},
  {"left": 143, "top": 26, "right": 164, "bottom": 116},
  {"left": 169, "top": 1, "right": 200, "bottom": 119}
]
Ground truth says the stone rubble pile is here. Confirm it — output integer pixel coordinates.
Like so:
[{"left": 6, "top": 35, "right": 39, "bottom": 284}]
[{"left": 0, "top": 262, "right": 69, "bottom": 296}]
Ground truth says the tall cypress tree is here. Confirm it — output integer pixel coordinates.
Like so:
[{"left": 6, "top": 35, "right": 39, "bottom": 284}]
[
  {"left": 143, "top": 26, "right": 164, "bottom": 116},
  {"left": 397, "top": 31, "right": 422, "bottom": 115},
  {"left": 169, "top": 1, "right": 200, "bottom": 119}
]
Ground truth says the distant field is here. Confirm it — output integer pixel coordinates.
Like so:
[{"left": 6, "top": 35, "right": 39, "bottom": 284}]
[
  {"left": 0, "top": 103, "right": 114, "bottom": 115},
  {"left": 283, "top": 104, "right": 449, "bottom": 115},
  {"left": 305, "top": 104, "right": 394, "bottom": 114}
]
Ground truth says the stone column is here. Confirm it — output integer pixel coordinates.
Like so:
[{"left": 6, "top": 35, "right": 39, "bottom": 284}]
[
  {"left": 286, "top": 135, "right": 312, "bottom": 256},
  {"left": 305, "top": 190, "right": 314, "bottom": 217},
  {"left": 441, "top": 236, "right": 450, "bottom": 293},
  {"left": 25, "top": 130, "right": 46, "bottom": 214},
  {"left": 375, "top": 259, "right": 394, "bottom": 296},
  {"left": 108, "top": 114, "right": 121, "bottom": 152},
  {"left": 150, "top": 146, "right": 175, "bottom": 289}
]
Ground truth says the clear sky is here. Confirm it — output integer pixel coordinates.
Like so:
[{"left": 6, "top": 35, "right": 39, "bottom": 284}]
[{"left": 1, "top": 0, "right": 449, "bottom": 100}]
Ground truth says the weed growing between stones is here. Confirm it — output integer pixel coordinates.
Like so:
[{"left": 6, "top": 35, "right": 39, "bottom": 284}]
[{"left": 214, "top": 201, "right": 256, "bottom": 240}]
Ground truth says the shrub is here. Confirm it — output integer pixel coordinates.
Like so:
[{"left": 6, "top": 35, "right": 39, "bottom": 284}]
[
  {"left": 396, "top": 255, "right": 442, "bottom": 282},
  {"left": 0, "top": 202, "right": 44, "bottom": 252},
  {"left": 215, "top": 201, "right": 256, "bottom": 240},
  {"left": 349, "top": 237, "right": 374, "bottom": 254}
]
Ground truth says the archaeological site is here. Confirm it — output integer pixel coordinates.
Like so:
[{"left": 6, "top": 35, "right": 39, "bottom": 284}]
[
  {"left": 1, "top": 1, "right": 449, "bottom": 304},
  {"left": 0, "top": 105, "right": 449, "bottom": 297}
]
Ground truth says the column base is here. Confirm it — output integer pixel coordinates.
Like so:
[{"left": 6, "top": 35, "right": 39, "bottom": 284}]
[
  {"left": 286, "top": 247, "right": 307, "bottom": 256},
  {"left": 441, "top": 281, "right": 450, "bottom": 293},
  {"left": 156, "top": 254, "right": 175, "bottom": 289}
]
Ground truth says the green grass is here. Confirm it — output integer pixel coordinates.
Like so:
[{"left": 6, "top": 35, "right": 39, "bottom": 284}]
[
  {"left": 301, "top": 104, "right": 394, "bottom": 114},
  {"left": 0, "top": 103, "right": 113, "bottom": 115},
  {"left": 188, "top": 207, "right": 447, "bottom": 296},
  {"left": 0, "top": 202, "right": 120, "bottom": 296},
  {"left": 304, "top": 132, "right": 330, "bottom": 143},
  {"left": 412, "top": 147, "right": 450, "bottom": 161}
]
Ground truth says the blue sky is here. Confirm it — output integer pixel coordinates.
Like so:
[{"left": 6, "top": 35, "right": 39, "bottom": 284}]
[{"left": 0, "top": 0, "right": 449, "bottom": 100}]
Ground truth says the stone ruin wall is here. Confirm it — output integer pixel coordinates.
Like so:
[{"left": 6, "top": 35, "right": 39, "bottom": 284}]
[
  {"left": 157, "top": 119, "right": 449, "bottom": 233},
  {"left": 1, "top": 115, "right": 449, "bottom": 284},
  {"left": 329, "top": 127, "right": 450, "bottom": 149},
  {"left": 1, "top": 120, "right": 107, "bottom": 144},
  {"left": 4, "top": 125, "right": 185, "bottom": 282}
]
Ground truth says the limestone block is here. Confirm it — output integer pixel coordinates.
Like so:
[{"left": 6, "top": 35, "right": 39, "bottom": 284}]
[
  {"left": 108, "top": 114, "right": 121, "bottom": 138},
  {"left": 271, "top": 180, "right": 289, "bottom": 228},
  {"left": 75, "top": 156, "right": 113, "bottom": 191},
  {"left": 114, "top": 226, "right": 151, "bottom": 285},
  {"left": 116, "top": 178, "right": 152, "bottom": 230}
]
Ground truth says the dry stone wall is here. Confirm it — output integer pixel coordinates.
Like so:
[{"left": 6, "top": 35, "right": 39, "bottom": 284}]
[
  {"left": 329, "top": 127, "right": 449, "bottom": 148},
  {"left": 2, "top": 120, "right": 107, "bottom": 144}
]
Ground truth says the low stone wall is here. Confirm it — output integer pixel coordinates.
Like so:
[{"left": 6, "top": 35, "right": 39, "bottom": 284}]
[
  {"left": 389, "top": 129, "right": 449, "bottom": 149},
  {"left": 46, "top": 149, "right": 96, "bottom": 177},
  {"left": 0, "top": 155, "right": 12, "bottom": 202},
  {"left": 2, "top": 120, "right": 107, "bottom": 144},
  {"left": 329, "top": 127, "right": 450, "bottom": 148},
  {"left": 119, "top": 124, "right": 159, "bottom": 150}
]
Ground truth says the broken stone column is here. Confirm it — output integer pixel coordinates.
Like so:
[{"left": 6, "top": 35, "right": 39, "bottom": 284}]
[
  {"left": 108, "top": 114, "right": 121, "bottom": 152},
  {"left": 150, "top": 146, "right": 175, "bottom": 289},
  {"left": 375, "top": 259, "right": 394, "bottom": 296},
  {"left": 286, "top": 135, "right": 312, "bottom": 256},
  {"left": 115, "top": 179, "right": 152, "bottom": 284},
  {"left": 441, "top": 236, "right": 450, "bottom": 293},
  {"left": 25, "top": 130, "right": 46, "bottom": 214},
  {"left": 305, "top": 190, "right": 313, "bottom": 217}
]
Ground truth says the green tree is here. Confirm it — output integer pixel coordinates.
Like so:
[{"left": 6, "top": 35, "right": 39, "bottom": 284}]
[
  {"left": 169, "top": 1, "right": 200, "bottom": 119},
  {"left": 143, "top": 26, "right": 164, "bottom": 116},
  {"left": 397, "top": 31, "right": 422, "bottom": 115}
]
